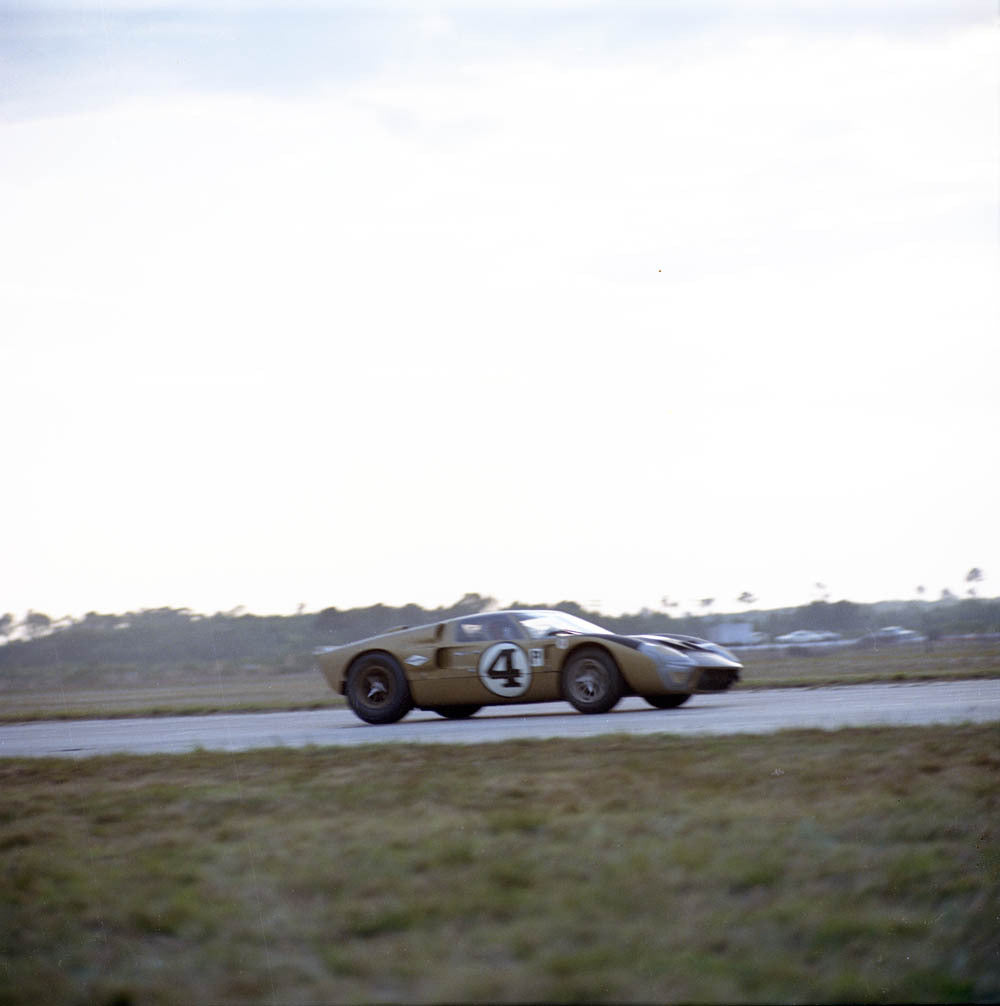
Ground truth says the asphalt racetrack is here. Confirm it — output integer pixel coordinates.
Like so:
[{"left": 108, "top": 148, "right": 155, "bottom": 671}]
[{"left": 1, "top": 680, "right": 998, "bottom": 758}]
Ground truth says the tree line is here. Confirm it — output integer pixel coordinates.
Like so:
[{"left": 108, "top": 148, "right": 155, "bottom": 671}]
[{"left": 1, "top": 591, "right": 998, "bottom": 673}]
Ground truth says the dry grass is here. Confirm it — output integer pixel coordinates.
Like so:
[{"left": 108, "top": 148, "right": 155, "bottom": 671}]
[
  {"left": 1, "top": 639, "right": 998, "bottom": 723},
  {"left": 737, "top": 637, "right": 1000, "bottom": 687},
  {"left": 0, "top": 663, "right": 339, "bottom": 722},
  {"left": 1, "top": 725, "right": 997, "bottom": 1004}
]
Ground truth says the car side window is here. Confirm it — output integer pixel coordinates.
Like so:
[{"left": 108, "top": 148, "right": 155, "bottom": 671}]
[
  {"left": 455, "top": 620, "right": 489, "bottom": 643},
  {"left": 485, "top": 616, "right": 522, "bottom": 641},
  {"left": 455, "top": 616, "right": 523, "bottom": 642}
]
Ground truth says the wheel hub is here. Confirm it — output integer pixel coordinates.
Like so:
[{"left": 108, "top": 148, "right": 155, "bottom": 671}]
[
  {"left": 365, "top": 677, "right": 388, "bottom": 703},
  {"left": 573, "top": 662, "right": 604, "bottom": 699}
]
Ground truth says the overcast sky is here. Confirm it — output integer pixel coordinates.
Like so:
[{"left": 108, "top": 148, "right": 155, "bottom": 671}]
[{"left": 2, "top": 0, "right": 997, "bottom": 619}]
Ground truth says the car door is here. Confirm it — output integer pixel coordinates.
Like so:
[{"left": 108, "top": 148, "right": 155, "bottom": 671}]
[{"left": 408, "top": 614, "right": 539, "bottom": 706}]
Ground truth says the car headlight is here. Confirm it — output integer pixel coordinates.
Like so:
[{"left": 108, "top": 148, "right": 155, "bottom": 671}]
[
  {"left": 702, "top": 642, "right": 739, "bottom": 662},
  {"left": 638, "top": 641, "right": 695, "bottom": 687}
]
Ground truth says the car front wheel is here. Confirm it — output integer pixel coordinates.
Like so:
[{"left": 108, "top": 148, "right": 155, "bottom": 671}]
[
  {"left": 346, "top": 653, "right": 413, "bottom": 724},
  {"left": 562, "top": 648, "right": 623, "bottom": 714}
]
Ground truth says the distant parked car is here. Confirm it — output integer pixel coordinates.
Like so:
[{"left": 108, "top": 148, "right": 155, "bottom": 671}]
[
  {"left": 856, "top": 626, "right": 923, "bottom": 648},
  {"left": 775, "top": 629, "right": 840, "bottom": 644},
  {"left": 874, "top": 626, "right": 920, "bottom": 640}
]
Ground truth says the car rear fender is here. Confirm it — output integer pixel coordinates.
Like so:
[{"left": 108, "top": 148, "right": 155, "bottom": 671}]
[{"left": 343, "top": 649, "right": 401, "bottom": 695}]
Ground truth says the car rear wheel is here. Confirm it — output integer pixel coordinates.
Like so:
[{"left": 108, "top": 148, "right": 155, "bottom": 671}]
[
  {"left": 646, "top": 693, "right": 691, "bottom": 709},
  {"left": 428, "top": 705, "right": 482, "bottom": 719},
  {"left": 346, "top": 653, "right": 413, "bottom": 724},
  {"left": 562, "top": 648, "right": 623, "bottom": 714}
]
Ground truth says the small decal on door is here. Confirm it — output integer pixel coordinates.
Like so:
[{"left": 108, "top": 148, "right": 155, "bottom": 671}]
[{"left": 529, "top": 648, "right": 544, "bottom": 668}]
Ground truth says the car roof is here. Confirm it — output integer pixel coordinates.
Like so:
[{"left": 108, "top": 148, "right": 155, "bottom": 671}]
[{"left": 455, "top": 609, "right": 560, "bottom": 619}]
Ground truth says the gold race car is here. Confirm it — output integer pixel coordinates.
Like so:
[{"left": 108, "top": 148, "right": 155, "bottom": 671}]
[{"left": 317, "top": 609, "right": 742, "bottom": 724}]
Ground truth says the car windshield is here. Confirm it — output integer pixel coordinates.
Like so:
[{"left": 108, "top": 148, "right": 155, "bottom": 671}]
[{"left": 512, "top": 610, "right": 611, "bottom": 639}]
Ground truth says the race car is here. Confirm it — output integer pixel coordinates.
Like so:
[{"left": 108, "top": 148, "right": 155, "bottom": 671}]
[{"left": 316, "top": 609, "right": 742, "bottom": 725}]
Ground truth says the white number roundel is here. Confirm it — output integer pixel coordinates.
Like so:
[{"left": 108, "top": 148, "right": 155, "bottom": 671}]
[{"left": 478, "top": 642, "right": 532, "bottom": 697}]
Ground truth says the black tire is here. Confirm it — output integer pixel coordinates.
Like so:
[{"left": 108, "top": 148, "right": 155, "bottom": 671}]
[
  {"left": 562, "top": 647, "right": 623, "bottom": 714},
  {"left": 428, "top": 705, "right": 482, "bottom": 719},
  {"left": 346, "top": 653, "right": 413, "bottom": 724},
  {"left": 645, "top": 693, "right": 691, "bottom": 709}
]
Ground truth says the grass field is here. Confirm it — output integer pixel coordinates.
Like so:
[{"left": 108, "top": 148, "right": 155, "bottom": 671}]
[
  {"left": 1, "top": 725, "right": 997, "bottom": 1004},
  {"left": 738, "top": 638, "right": 1000, "bottom": 687},
  {"left": 0, "top": 662, "right": 338, "bottom": 722},
  {"left": 1, "top": 639, "right": 998, "bottom": 723}
]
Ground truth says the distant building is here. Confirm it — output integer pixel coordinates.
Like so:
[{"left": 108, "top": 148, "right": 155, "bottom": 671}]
[{"left": 706, "top": 622, "right": 756, "bottom": 646}]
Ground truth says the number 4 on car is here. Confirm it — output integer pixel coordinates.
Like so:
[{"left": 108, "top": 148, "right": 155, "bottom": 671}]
[{"left": 316, "top": 610, "right": 742, "bottom": 725}]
